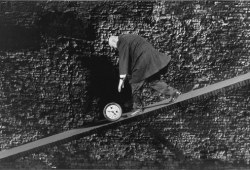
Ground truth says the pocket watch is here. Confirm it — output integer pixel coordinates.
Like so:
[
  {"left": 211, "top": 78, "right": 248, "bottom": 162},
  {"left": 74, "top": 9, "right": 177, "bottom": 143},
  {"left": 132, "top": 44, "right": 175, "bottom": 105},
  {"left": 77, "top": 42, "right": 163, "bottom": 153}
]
[{"left": 103, "top": 102, "right": 122, "bottom": 121}]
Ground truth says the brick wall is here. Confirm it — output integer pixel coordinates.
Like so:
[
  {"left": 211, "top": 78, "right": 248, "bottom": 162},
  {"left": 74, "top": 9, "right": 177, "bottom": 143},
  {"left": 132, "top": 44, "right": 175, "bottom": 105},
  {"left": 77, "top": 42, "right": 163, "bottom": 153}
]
[{"left": 0, "top": 1, "right": 250, "bottom": 169}]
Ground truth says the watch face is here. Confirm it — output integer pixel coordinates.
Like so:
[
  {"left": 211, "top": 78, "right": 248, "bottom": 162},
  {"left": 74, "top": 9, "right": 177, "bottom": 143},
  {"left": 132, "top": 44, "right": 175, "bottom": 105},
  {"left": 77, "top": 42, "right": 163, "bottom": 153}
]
[{"left": 103, "top": 103, "right": 122, "bottom": 121}]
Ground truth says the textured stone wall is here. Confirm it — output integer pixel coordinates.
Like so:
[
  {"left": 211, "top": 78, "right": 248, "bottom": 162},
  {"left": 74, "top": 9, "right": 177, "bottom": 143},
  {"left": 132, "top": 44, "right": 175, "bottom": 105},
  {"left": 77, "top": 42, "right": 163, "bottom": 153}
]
[{"left": 0, "top": 1, "right": 250, "bottom": 169}]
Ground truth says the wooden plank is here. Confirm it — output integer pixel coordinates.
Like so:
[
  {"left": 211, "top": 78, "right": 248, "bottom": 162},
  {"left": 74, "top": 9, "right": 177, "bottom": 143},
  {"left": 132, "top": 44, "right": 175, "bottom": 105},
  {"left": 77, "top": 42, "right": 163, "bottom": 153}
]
[{"left": 0, "top": 72, "right": 250, "bottom": 160}]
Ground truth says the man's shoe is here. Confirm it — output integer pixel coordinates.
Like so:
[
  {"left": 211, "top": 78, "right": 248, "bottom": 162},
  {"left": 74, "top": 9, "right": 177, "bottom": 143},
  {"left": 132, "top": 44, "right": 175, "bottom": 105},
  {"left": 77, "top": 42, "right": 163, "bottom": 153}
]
[
  {"left": 129, "top": 108, "right": 143, "bottom": 117},
  {"left": 169, "top": 91, "right": 181, "bottom": 103}
]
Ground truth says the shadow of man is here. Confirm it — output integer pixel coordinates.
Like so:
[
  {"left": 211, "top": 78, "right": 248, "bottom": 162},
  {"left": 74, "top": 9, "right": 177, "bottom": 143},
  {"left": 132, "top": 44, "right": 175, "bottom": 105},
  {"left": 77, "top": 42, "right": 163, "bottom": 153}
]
[{"left": 83, "top": 55, "right": 132, "bottom": 121}]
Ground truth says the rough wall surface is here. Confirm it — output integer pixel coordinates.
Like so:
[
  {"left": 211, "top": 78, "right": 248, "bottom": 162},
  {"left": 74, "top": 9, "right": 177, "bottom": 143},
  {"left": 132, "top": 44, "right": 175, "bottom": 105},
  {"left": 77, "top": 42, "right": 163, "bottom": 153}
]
[{"left": 0, "top": 1, "right": 250, "bottom": 169}]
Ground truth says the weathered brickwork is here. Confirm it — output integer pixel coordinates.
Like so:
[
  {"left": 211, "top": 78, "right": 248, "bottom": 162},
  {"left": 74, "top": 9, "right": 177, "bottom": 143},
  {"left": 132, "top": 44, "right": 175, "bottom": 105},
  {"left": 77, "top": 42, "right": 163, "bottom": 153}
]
[{"left": 0, "top": 1, "right": 250, "bottom": 169}]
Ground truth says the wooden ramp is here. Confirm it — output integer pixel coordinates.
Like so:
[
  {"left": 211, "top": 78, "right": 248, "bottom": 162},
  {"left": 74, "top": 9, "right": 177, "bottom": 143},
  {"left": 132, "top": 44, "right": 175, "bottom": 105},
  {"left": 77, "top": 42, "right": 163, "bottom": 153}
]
[{"left": 0, "top": 72, "right": 250, "bottom": 161}]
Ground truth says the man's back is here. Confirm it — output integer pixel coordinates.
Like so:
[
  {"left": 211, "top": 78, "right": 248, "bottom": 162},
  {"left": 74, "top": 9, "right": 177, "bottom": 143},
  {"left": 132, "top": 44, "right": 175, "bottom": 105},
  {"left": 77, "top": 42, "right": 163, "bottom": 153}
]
[{"left": 117, "top": 34, "right": 171, "bottom": 83}]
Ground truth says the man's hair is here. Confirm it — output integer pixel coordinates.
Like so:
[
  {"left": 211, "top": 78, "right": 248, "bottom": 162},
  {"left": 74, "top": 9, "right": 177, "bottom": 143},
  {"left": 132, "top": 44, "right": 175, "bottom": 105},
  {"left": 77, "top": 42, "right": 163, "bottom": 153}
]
[{"left": 108, "top": 36, "right": 118, "bottom": 47}]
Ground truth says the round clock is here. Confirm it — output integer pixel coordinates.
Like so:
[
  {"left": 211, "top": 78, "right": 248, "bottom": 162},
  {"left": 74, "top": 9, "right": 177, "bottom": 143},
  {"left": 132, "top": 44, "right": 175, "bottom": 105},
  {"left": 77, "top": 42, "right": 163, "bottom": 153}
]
[{"left": 103, "top": 102, "right": 122, "bottom": 121}]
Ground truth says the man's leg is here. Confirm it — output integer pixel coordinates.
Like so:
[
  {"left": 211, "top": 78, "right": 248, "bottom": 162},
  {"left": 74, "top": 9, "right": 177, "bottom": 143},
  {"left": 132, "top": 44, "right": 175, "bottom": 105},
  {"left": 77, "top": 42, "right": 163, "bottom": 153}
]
[
  {"left": 147, "top": 79, "right": 181, "bottom": 102},
  {"left": 131, "top": 81, "right": 145, "bottom": 109},
  {"left": 129, "top": 81, "right": 145, "bottom": 116}
]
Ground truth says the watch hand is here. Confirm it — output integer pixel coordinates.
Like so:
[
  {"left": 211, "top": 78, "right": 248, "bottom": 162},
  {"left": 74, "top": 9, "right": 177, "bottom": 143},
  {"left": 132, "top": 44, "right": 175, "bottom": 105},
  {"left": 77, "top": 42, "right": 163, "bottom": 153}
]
[{"left": 107, "top": 111, "right": 117, "bottom": 115}]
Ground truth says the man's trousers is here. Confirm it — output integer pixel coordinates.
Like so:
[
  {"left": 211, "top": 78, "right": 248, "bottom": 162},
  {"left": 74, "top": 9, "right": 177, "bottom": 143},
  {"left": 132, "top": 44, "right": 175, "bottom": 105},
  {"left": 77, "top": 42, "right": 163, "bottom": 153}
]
[{"left": 130, "top": 74, "right": 178, "bottom": 109}]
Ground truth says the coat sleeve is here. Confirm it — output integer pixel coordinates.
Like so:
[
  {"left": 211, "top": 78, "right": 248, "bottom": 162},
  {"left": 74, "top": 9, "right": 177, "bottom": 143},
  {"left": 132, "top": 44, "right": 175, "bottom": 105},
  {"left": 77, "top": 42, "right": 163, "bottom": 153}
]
[{"left": 118, "top": 41, "right": 130, "bottom": 75}]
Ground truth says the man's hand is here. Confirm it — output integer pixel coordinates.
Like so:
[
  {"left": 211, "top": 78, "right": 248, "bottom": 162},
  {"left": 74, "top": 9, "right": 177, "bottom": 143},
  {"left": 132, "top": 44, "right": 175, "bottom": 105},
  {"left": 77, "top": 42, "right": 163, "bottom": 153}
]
[{"left": 118, "top": 75, "right": 126, "bottom": 92}]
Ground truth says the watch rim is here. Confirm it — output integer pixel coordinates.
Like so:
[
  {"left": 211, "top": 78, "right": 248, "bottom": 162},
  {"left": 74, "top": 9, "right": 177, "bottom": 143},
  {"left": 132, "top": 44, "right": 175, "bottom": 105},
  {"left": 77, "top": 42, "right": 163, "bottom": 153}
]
[{"left": 103, "top": 102, "right": 122, "bottom": 122}]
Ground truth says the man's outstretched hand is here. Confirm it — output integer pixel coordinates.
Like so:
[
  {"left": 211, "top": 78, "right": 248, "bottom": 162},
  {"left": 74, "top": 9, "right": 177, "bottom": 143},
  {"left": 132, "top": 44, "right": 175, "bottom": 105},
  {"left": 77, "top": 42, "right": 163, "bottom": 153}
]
[
  {"left": 118, "top": 75, "right": 126, "bottom": 92},
  {"left": 118, "top": 78, "right": 125, "bottom": 92}
]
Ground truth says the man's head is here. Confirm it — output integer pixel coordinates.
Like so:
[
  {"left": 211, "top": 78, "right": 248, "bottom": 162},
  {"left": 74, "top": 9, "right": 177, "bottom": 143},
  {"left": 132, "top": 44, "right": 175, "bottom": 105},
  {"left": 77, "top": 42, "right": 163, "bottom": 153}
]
[{"left": 108, "top": 36, "right": 119, "bottom": 48}]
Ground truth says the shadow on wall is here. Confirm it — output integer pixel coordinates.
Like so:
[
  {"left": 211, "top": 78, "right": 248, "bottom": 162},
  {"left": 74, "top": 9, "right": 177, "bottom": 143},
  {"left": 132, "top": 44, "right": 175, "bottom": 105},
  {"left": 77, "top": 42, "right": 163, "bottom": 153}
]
[
  {"left": 0, "top": 10, "right": 96, "bottom": 50},
  {"left": 80, "top": 54, "right": 132, "bottom": 119},
  {"left": 0, "top": 25, "right": 41, "bottom": 51},
  {"left": 37, "top": 11, "right": 96, "bottom": 41}
]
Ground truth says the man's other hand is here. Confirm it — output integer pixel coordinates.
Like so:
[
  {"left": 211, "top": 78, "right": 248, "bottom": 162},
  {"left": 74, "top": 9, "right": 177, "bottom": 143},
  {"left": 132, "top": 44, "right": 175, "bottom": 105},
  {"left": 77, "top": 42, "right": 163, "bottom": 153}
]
[{"left": 118, "top": 78, "right": 125, "bottom": 92}]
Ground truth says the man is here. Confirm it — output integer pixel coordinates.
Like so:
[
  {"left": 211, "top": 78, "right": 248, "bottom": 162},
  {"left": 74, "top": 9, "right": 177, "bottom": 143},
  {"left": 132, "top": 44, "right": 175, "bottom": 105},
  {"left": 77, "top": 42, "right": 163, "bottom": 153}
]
[{"left": 108, "top": 34, "right": 181, "bottom": 116}]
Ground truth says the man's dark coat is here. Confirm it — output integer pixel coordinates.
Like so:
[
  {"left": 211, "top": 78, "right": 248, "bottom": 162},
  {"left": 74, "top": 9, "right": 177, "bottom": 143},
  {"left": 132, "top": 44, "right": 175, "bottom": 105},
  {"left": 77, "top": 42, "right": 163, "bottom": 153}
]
[{"left": 117, "top": 34, "right": 171, "bottom": 84}]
